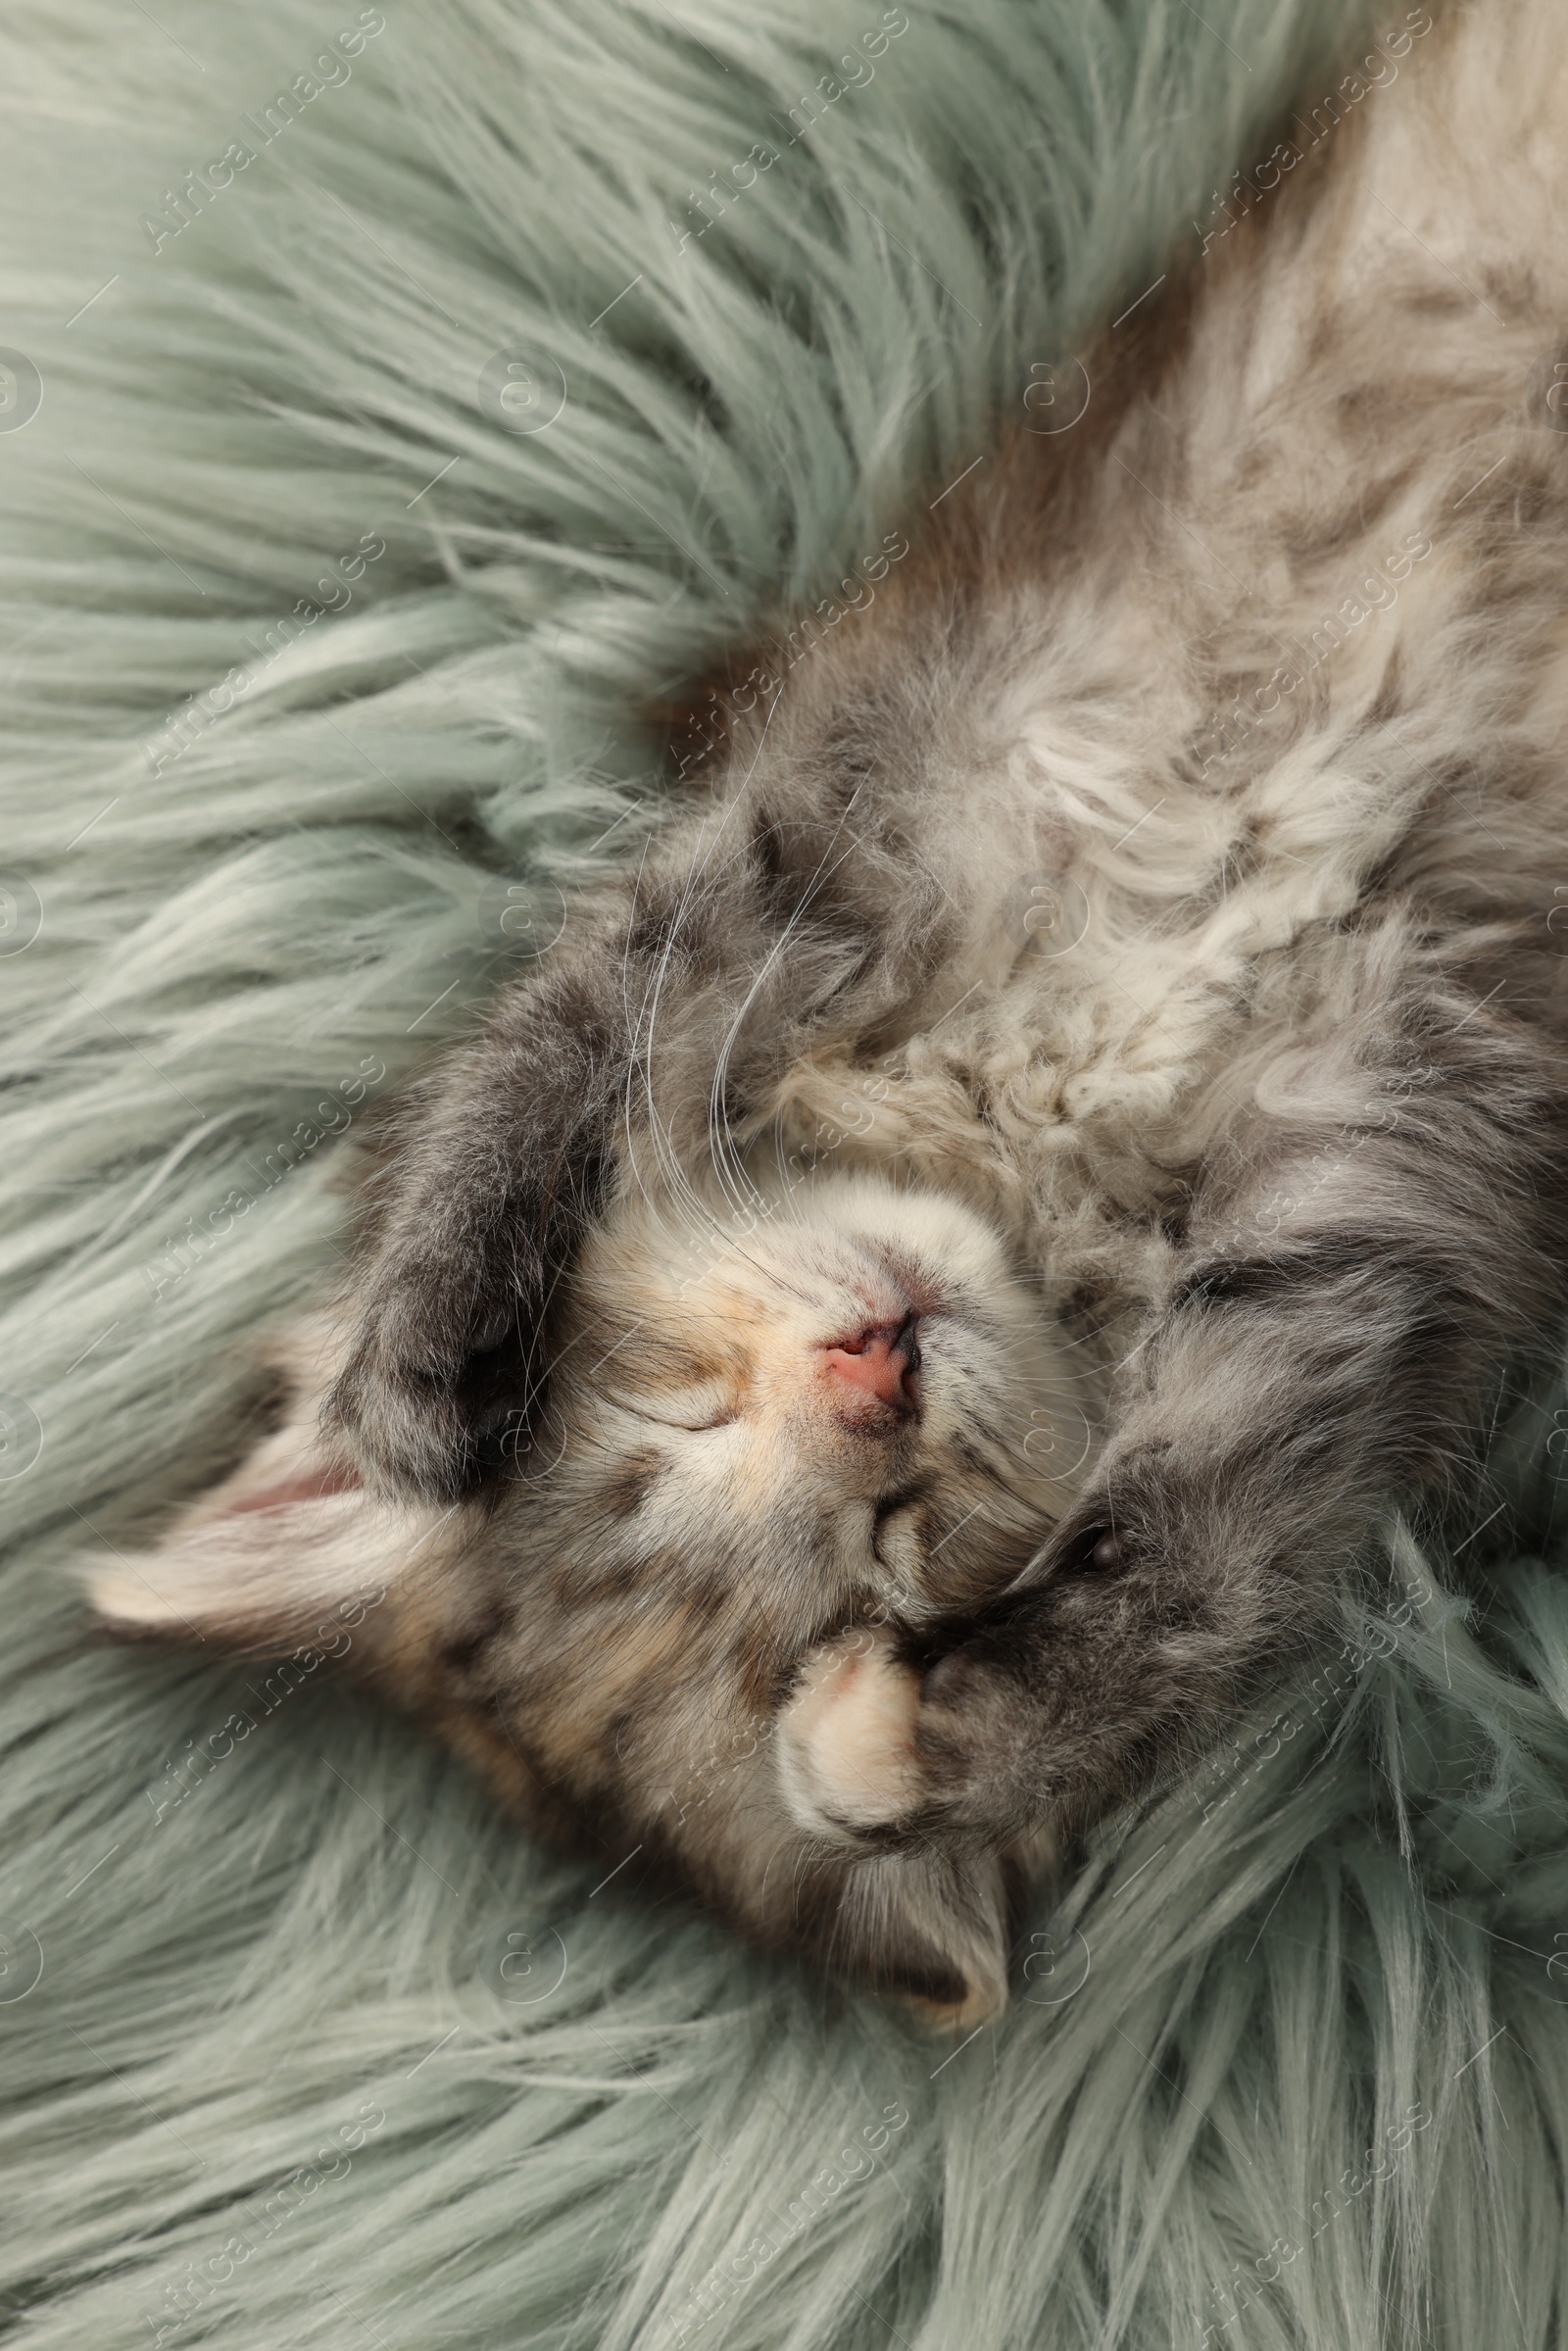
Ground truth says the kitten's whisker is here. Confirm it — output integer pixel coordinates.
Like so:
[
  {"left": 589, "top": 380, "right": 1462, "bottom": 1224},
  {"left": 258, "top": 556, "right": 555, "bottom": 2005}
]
[{"left": 704, "top": 835, "right": 866, "bottom": 1230}]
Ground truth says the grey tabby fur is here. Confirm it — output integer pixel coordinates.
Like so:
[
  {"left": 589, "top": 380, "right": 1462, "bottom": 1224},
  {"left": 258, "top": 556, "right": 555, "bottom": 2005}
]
[{"left": 91, "top": 0, "right": 1568, "bottom": 2020}]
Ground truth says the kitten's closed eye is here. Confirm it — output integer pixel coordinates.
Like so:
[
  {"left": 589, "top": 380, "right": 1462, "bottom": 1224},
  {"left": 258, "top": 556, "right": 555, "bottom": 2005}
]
[{"left": 640, "top": 1388, "right": 742, "bottom": 1433}]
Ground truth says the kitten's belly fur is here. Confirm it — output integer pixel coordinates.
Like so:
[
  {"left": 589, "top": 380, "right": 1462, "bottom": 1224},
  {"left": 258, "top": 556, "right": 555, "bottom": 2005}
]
[{"left": 766, "top": 0, "right": 1568, "bottom": 1311}]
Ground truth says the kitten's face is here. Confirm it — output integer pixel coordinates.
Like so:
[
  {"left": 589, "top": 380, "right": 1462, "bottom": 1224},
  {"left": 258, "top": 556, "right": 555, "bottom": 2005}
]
[
  {"left": 537, "top": 1173, "right": 1080, "bottom": 1641},
  {"left": 90, "top": 1173, "right": 1087, "bottom": 2020}
]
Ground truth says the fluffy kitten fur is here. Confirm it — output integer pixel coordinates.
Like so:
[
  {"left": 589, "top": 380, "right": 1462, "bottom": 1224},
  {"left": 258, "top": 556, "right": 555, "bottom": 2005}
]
[{"left": 91, "top": 0, "right": 1568, "bottom": 2021}]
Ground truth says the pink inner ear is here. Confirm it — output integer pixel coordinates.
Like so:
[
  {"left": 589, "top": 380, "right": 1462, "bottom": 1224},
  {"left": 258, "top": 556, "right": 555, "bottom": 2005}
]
[{"left": 224, "top": 1462, "right": 362, "bottom": 1516}]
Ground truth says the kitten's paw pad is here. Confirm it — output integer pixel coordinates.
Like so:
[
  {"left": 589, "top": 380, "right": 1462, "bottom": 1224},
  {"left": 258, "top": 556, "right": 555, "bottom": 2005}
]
[{"left": 778, "top": 1629, "right": 925, "bottom": 1843}]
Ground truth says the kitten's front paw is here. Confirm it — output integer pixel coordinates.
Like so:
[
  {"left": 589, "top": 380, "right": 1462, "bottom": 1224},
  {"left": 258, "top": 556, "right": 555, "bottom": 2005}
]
[
  {"left": 777, "top": 1628, "right": 927, "bottom": 1844},
  {"left": 777, "top": 1625, "right": 1033, "bottom": 1849},
  {"left": 325, "top": 1301, "right": 474, "bottom": 1499},
  {"left": 324, "top": 1260, "right": 544, "bottom": 1501}
]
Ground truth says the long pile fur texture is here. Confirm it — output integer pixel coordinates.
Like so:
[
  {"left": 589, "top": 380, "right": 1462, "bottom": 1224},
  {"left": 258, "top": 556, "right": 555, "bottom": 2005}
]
[{"left": 4, "top": 0, "right": 1568, "bottom": 2345}]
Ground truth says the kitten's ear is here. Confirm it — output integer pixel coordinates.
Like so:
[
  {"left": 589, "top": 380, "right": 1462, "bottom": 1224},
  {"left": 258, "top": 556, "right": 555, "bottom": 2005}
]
[
  {"left": 81, "top": 1324, "right": 457, "bottom": 1660},
  {"left": 822, "top": 1846, "right": 1018, "bottom": 2028},
  {"left": 770, "top": 1630, "right": 1037, "bottom": 2021}
]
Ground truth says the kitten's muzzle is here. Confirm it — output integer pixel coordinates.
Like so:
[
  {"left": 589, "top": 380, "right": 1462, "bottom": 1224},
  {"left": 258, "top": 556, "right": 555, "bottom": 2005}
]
[{"left": 821, "top": 1315, "right": 921, "bottom": 1424}]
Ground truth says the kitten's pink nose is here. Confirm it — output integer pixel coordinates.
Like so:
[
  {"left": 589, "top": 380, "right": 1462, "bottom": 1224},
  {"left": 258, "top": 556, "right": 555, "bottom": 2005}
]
[{"left": 823, "top": 1319, "right": 920, "bottom": 1419}]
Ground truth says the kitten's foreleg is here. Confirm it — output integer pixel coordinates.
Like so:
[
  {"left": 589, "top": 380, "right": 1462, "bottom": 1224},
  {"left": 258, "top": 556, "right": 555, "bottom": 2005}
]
[
  {"left": 323, "top": 914, "right": 631, "bottom": 1495},
  {"left": 324, "top": 784, "right": 928, "bottom": 1495}
]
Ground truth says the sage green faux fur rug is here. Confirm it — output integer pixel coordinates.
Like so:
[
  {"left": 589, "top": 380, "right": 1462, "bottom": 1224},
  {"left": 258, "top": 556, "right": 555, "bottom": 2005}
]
[{"left": 5, "top": 1, "right": 1568, "bottom": 2345}]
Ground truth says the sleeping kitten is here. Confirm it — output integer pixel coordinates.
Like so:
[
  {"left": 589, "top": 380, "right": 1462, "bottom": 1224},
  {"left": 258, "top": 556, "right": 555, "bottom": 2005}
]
[{"left": 91, "top": 0, "right": 1568, "bottom": 2021}]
